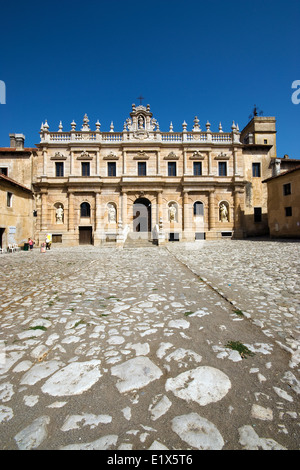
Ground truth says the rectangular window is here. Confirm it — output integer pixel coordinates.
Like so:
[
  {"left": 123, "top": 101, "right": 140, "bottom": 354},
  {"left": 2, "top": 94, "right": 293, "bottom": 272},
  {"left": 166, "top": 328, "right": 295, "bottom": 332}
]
[
  {"left": 0, "top": 167, "right": 8, "bottom": 176},
  {"left": 252, "top": 163, "right": 261, "bottom": 177},
  {"left": 55, "top": 162, "right": 64, "bottom": 177},
  {"left": 254, "top": 207, "right": 262, "bottom": 223},
  {"left": 193, "top": 162, "right": 202, "bottom": 176},
  {"left": 218, "top": 162, "right": 227, "bottom": 176},
  {"left": 168, "top": 162, "right": 177, "bottom": 177},
  {"left": 81, "top": 162, "right": 90, "bottom": 177},
  {"left": 285, "top": 207, "right": 292, "bottom": 217},
  {"left": 7, "top": 192, "right": 13, "bottom": 207},
  {"left": 283, "top": 183, "right": 291, "bottom": 196},
  {"left": 107, "top": 162, "right": 116, "bottom": 177},
  {"left": 52, "top": 234, "right": 62, "bottom": 243},
  {"left": 138, "top": 162, "right": 147, "bottom": 176}
]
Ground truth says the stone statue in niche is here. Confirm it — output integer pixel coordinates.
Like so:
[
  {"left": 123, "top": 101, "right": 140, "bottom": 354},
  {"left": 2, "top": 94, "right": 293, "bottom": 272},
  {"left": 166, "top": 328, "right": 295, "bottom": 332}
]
[
  {"left": 169, "top": 204, "right": 177, "bottom": 222},
  {"left": 138, "top": 115, "right": 145, "bottom": 129},
  {"left": 108, "top": 204, "right": 116, "bottom": 223},
  {"left": 219, "top": 203, "right": 228, "bottom": 222},
  {"left": 56, "top": 205, "right": 64, "bottom": 223}
]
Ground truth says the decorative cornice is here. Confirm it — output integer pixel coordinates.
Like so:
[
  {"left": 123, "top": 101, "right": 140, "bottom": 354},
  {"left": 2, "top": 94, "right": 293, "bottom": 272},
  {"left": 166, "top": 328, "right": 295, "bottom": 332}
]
[
  {"left": 189, "top": 151, "right": 205, "bottom": 160},
  {"left": 164, "top": 151, "right": 179, "bottom": 160},
  {"left": 76, "top": 150, "right": 94, "bottom": 160},
  {"left": 133, "top": 150, "right": 150, "bottom": 160},
  {"left": 103, "top": 151, "right": 119, "bottom": 160},
  {"left": 50, "top": 152, "right": 67, "bottom": 160},
  {"left": 214, "top": 152, "right": 231, "bottom": 160}
]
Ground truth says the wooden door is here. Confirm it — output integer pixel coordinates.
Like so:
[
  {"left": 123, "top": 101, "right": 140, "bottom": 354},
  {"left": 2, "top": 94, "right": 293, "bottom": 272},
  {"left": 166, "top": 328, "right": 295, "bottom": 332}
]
[{"left": 79, "top": 227, "right": 92, "bottom": 245}]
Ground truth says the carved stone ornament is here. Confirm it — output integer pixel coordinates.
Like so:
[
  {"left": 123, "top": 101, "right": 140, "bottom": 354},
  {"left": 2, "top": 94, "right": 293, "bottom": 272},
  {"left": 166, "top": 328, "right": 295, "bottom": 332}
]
[
  {"left": 103, "top": 151, "right": 119, "bottom": 160},
  {"left": 164, "top": 151, "right": 179, "bottom": 160},
  {"left": 50, "top": 152, "right": 67, "bottom": 160},
  {"left": 76, "top": 150, "right": 93, "bottom": 160},
  {"left": 215, "top": 152, "right": 230, "bottom": 160},
  {"left": 133, "top": 129, "right": 149, "bottom": 140},
  {"left": 133, "top": 150, "right": 150, "bottom": 160},
  {"left": 189, "top": 151, "right": 205, "bottom": 160},
  {"left": 81, "top": 114, "right": 90, "bottom": 131}
]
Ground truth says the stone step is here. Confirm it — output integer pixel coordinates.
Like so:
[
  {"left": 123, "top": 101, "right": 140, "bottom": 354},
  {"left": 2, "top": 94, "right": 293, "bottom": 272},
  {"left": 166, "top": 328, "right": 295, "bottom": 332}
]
[{"left": 124, "top": 238, "right": 155, "bottom": 248}]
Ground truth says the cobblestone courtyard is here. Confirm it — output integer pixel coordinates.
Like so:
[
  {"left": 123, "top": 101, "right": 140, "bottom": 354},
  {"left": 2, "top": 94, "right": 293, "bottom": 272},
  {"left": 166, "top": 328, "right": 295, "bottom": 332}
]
[{"left": 0, "top": 240, "right": 299, "bottom": 450}]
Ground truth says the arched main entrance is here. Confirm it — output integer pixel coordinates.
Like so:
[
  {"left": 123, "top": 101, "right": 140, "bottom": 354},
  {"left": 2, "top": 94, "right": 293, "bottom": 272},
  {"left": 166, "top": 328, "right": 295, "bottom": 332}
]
[{"left": 133, "top": 197, "right": 151, "bottom": 234}]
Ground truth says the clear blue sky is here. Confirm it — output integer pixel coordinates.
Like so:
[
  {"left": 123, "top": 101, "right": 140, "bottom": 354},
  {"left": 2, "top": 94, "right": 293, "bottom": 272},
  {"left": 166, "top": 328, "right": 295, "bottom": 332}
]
[{"left": 0, "top": 0, "right": 299, "bottom": 157}]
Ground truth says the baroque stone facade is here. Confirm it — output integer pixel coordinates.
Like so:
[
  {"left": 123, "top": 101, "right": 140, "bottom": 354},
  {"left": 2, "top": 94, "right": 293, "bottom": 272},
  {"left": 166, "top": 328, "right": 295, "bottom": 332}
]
[{"left": 1, "top": 104, "right": 280, "bottom": 246}]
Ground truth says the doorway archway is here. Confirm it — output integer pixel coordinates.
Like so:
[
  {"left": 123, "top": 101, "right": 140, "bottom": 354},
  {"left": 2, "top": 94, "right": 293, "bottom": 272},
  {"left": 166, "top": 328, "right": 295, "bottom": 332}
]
[{"left": 133, "top": 197, "right": 151, "bottom": 233}]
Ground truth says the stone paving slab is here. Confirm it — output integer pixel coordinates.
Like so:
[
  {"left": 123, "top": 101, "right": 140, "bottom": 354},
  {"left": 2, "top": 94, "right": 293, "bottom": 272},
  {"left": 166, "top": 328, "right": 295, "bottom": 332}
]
[{"left": 0, "top": 242, "right": 299, "bottom": 450}]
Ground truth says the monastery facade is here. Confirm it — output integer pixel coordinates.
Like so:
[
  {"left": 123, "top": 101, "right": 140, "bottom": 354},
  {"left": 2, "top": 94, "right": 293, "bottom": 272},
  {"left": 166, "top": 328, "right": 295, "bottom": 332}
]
[{"left": 1, "top": 103, "right": 279, "bottom": 247}]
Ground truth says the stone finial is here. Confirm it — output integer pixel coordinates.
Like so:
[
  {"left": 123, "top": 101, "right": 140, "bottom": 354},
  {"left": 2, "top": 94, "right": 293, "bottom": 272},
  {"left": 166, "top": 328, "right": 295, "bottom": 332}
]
[
  {"left": 110, "top": 121, "right": 114, "bottom": 132},
  {"left": 58, "top": 121, "right": 63, "bottom": 132},
  {"left": 169, "top": 122, "right": 173, "bottom": 132},
  {"left": 182, "top": 120, "right": 187, "bottom": 131},
  {"left": 193, "top": 116, "right": 201, "bottom": 131},
  {"left": 43, "top": 120, "right": 49, "bottom": 130},
  {"left": 95, "top": 120, "right": 101, "bottom": 131},
  {"left": 71, "top": 120, "right": 76, "bottom": 131},
  {"left": 206, "top": 121, "right": 211, "bottom": 131},
  {"left": 219, "top": 122, "right": 223, "bottom": 133}
]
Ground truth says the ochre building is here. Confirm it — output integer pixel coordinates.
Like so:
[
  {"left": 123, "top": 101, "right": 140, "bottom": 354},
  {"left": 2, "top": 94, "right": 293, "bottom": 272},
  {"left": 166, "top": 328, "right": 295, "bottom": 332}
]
[
  {"left": 263, "top": 166, "right": 300, "bottom": 238},
  {"left": 0, "top": 173, "right": 34, "bottom": 250},
  {"left": 0, "top": 104, "right": 281, "bottom": 247}
]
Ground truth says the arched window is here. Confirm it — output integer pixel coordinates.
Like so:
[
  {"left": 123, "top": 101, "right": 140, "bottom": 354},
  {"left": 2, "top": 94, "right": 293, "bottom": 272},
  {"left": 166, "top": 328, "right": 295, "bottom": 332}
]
[
  {"left": 80, "top": 202, "right": 90, "bottom": 218},
  {"left": 193, "top": 201, "right": 204, "bottom": 216}
]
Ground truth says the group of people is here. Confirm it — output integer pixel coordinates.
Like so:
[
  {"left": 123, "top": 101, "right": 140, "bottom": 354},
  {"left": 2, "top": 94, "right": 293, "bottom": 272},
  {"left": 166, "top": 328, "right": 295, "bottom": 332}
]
[{"left": 27, "top": 234, "right": 52, "bottom": 251}]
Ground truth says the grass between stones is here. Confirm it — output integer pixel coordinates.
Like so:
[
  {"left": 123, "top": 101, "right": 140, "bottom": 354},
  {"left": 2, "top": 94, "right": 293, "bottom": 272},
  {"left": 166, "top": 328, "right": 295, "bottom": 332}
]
[{"left": 225, "top": 341, "right": 255, "bottom": 358}]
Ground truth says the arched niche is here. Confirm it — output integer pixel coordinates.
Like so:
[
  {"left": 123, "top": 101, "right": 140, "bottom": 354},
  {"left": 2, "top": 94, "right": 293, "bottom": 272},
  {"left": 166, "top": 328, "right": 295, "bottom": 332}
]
[{"left": 219, "top": 201, "right": 229, "bottom": 222}]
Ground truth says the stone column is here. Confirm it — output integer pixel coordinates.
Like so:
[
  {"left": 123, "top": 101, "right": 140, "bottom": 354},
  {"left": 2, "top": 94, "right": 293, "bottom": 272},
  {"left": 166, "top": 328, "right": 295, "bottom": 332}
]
[
  {"left": 70, "top": 151, "right": 74, "bottom": 175},
  {"left": 156, "top": 150, "right": 161, "bottom": 175},
  {"left": 122, "top": 151, "right": 127, "bottom": 175},
  {"left": 183, "top": 149, "right": 187, "bottom": 175},
  {"left": 183, "top": 191, "right": 192, "bottom": 240},
  {"left": 122, "top": 191, "right": 128, "bottom": 225},
  {"left": 233, "top": 188, "right": 244, "bottom": 238},
  {"left": 208, "top": 151, "right": 212, "bottom": 176},
  {"left": 43, "top": 150, "right": 47, "bottom": 176},
  {"left": 157, "top": 191, "right": 163, "bottom": 221},
  {"left": 41, "top": 192, "right": 48, "bottom": 231},
  {"left": 96, "top": 151, "right": 100, "bottom": 175},
  {"left": 208, "top": 190, "right": 216, "bottom": 237},
  {"left": 94, "top": 191, "right": 105, "bottom": 245},
  {"left": 68, "top": 191, "right": 75, "bottom": 232},
  {"left": 233, "top": 148, "right": 238, "bottom": 176},
  {"left": 95, "top": 191, "right": 102, "bottom": 232},
  {"left": 156, "top": 191, "right": 165, "bottom": 244}
]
